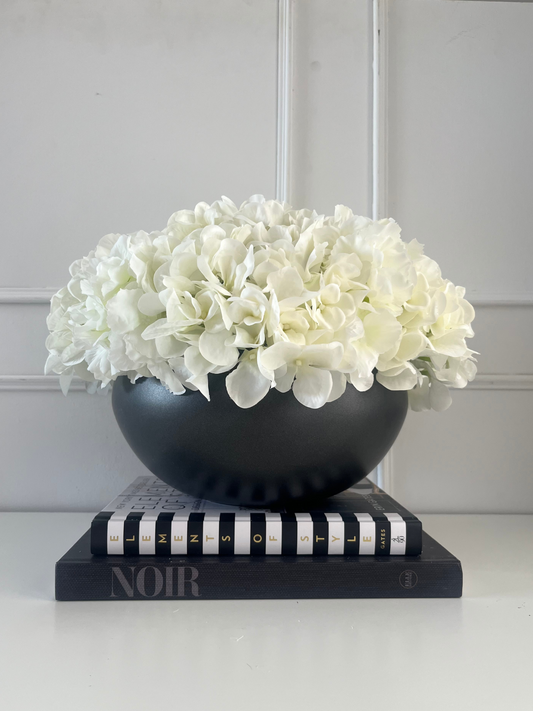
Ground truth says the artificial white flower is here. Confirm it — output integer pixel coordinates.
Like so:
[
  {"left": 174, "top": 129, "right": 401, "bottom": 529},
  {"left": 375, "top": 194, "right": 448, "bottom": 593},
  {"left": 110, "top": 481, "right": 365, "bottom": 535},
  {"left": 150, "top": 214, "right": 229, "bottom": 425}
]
[
  {"left": 45, "top": 196, "right": 477, "bottom": 410},
  {"left": 261, "top": 342, "right": 344, "bottom": 409},
  {"left": 225, "top": 348, "right": 272, "bottom": 409}
]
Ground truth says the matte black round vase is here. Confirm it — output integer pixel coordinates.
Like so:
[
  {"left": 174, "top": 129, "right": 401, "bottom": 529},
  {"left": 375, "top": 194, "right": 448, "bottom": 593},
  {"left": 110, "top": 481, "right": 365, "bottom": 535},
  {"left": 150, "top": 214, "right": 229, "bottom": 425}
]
[{"left": 112, "top": 374, "right": 408, "bottom": 507}]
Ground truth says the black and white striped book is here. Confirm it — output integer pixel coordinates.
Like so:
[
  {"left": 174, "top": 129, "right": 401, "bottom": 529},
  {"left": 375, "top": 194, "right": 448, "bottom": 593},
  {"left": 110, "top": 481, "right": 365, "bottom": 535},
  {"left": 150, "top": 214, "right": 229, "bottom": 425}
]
[{"left": 91, "top": 476, "right": 422, "bottom": 556}]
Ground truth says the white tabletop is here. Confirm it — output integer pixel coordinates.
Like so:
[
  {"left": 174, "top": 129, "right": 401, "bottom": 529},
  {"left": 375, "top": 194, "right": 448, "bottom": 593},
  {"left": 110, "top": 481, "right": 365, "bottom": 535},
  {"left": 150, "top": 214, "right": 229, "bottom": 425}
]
[{"left": 0, "top": 512, "right": 531, "bottom": 711}]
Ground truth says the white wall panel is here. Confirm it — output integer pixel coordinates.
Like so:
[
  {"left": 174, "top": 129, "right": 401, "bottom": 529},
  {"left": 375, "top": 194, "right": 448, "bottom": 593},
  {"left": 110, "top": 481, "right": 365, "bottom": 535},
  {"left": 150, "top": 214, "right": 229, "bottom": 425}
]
[
  {"left": 0, "top": 0, "right": 279, "bottom": 512},
  {"left": 0, "top": 305, "right": 50, "bottom": 375},
  {"left": 0, "top": 390, "right": 147, "bottom": 511},
  {"left": 470, "top": 305, "right": 533, "bottom": 376},
  {"left": 386, "top": 0, "right": 533, "bottom": 512},
  {"left": 0, "top": 0, "right": 278, "bottom": 288},
  {"left": 291, "top": 0, "right": 371, "bottom": 215},
  {"left": 387, "top": 0, "right": 533, "bottom": 300},
  {"left": 392, "top": 389, "right": 533, "bottom": 514},
  {"left": 1, "top": 0, "right": 531, "bottom": 514}
]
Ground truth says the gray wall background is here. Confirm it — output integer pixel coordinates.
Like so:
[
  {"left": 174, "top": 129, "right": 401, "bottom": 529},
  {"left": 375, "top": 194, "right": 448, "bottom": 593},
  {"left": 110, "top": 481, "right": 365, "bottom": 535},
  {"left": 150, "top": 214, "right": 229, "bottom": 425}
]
[{"left": 1, "top": 0, "right": 532, "bottom": 512}]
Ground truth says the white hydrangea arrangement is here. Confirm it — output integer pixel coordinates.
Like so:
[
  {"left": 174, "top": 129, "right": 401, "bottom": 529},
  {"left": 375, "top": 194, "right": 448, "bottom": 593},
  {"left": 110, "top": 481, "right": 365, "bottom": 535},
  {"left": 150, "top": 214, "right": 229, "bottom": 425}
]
[{"left": 45, "top": 195, "right": 477, "bottom": 411}]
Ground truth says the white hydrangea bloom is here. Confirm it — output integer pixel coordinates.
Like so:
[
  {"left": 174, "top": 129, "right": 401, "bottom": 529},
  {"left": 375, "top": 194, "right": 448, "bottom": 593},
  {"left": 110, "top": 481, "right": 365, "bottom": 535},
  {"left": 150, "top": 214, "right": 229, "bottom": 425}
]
[{"left": 45, "top": 196, "right": 477, "bottom": 410}]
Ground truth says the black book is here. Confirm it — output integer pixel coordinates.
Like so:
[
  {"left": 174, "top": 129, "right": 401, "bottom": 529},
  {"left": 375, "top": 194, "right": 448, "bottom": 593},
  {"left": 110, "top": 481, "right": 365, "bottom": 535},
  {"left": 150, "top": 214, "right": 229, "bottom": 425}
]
[
  {"left": 56, "top": 529, "right": 462, "bottom": 600},
  {"left": 91, "top": 476, "right": 423, "bottom": 557}
]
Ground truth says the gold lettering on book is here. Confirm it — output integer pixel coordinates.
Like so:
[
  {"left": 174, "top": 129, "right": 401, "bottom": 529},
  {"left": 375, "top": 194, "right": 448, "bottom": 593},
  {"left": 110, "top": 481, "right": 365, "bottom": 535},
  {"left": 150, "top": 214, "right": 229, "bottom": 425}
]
[
  {"left": 174, "top": 535, "right": 183, "bottom": 542},
  {"left": 190, "top": 534, "right": 199, "bottom": 543},
  {"left": 205, "top": 535, "right": 214, "bottom": 542},
  {"left": 347, "top": 536, "right": 357, "bottom": 542},
  {"left": 268, "top": 535, "right": 277, "bottom": 541},
  {"left": 315, "top": 536, "right": 325, "bottom": 542},
  {"left": 142, "top": 535, "right": 151, "bottom": 542},
  {"left": 300, "top": 535, "right": 309, "bottom": 542},
  {"left": 109, "top": 535, "right": 119, "bottom": 542},
  {"left": 221, "top": 535, "right": 231, "bottom": 542},
  {"left": 363, "top": 536, "right": 372, "bottom": 543},
  {"left": 331, "top": 535, "right": 340, "bottom": 542},
  {"left": 126, "top": 536, "right": 135, "bottom": 542},
  {"left": 253, "top": 534, "right": 263, "bottom": 543},
  {"left": 158, "top": 534, "right": 167, "bottom": 544}
]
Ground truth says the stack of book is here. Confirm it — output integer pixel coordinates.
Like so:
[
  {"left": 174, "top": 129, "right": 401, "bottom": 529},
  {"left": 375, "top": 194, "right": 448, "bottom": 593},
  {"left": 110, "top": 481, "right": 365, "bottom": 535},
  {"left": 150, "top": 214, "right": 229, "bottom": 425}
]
[{"left": 55, "top": 476, "right": 462, "bottom": 600}]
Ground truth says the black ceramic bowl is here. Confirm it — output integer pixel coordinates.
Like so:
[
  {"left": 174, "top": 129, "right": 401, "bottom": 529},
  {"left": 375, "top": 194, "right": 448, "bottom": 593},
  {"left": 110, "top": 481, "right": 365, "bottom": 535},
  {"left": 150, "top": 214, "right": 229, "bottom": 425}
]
[{"left": 112, "top": 374, "right": 408, "bottom": 507}]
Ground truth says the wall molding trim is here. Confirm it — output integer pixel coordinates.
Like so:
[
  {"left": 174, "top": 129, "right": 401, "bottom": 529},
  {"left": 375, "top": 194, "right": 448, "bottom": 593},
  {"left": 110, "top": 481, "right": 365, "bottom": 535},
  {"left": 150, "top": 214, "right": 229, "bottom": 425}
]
[
  {"left": 276, "top": 0, "right": 292, "bottom": 204},
  {"left": 1, "top": 288, "right": 531, "bottom": 308},
  {"left": 372, "top": 0, "right": 388, "bottom": 222},
  {"left": 0, "top": 287, "right": 57, "bottom": 304},
  {"left": 0, "top": 375, "right": 88, "bottom": 392},
  {"left": 469, "top": 294, "right": 533, "bottom": 307},
  {"left": 467, "top": 374, "right": 533, "bottom": 391},
  {"left": 0, "top": 374, "right": 531, "bottom": 395},
  {"left": 380, "top": 445, "right": 394, "bottom": 496},
  {"left": 372, "top": 0, "right": 389, "bottom": 490}
]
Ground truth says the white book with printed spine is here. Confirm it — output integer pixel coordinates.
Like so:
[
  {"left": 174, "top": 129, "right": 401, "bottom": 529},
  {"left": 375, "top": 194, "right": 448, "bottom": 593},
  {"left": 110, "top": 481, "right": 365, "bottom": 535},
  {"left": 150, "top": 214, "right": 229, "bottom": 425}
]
[{"left": 91, "top": 476, "right": 423, "bottom": 557}]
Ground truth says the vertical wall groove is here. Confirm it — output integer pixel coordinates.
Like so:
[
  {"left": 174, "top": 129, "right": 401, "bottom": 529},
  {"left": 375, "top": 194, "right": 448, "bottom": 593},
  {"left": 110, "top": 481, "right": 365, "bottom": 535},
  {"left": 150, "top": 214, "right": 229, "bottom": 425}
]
[
  {"left": 276, "top": 0, "right": 292, "bottom": 203},
  {"left": 372, "top": 0, "right": 393, "bottom": 492},
  {"left": 372, "top": 0, "right": 388, "bottom": 224}
]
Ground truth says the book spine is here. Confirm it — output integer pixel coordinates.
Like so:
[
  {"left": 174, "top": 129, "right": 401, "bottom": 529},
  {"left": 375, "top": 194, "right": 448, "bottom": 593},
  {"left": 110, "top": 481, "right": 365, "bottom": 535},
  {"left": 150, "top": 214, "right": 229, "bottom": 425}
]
[
  {"left": 55, "top": 555, "right": 462, "bottom": 601},
  {"left": 91, "top": 511, "right": 423, "bottom": 556}
]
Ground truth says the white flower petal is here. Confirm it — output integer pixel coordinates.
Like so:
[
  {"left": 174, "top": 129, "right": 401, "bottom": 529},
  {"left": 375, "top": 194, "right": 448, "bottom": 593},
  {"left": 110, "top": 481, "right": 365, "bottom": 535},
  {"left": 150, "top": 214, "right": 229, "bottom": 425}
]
[
  {"left": 301, "top": 343, "right": 344, "bottom": 370},
  {"left": 260, "top": 341, "right": 302, "bottom": 371},
  {"left": 327, "top": 371, "right": 347, "bottom": 402},
  {"left": 429, "top": 378, "right": 453, "bottom": 412},
  {"left": 59, "top": 369, "right": 74, "bottom": 396},
  {"left": 186, "top": 374, "right": 210, "bottom": 400},
  {"left": 198, "top": 330, "right": 239, "bottom": 367},
  {"left": 226, "top": 358, "right": 271, "bottom": 408},
  {"left": 148, "top": 363, "right": 186, "bottom": 395},
  {"left": 395, "top": 331, "right": 426, "bottom": 362},
  {"left": 363, "top": 311, "right": 402, "bottom": 354},
  {"left": 106, "top": 289, "right": 142, "bottom": 334},
  {"left": 430, "top": 328, "right": 469, "bottom": 357},
  {"left": 293, "top": 365, "right": 332, "bottom": 409},
  {"left": 256, "top": 346, "right": 275, "bottom": 382},
  {"left": 320, "top": 283, "right": 341, "bottom": 305},
  {"left": 266, "top": 267, "right": 304, "bottom": 301},
  {"left": 377, "top": 364, "right": 419, "bottom": 390},
  {"left": 184, "top": 346, "right": 214, "bottom": 376},
  {"left": 142, "top": 318, "right": 179, "bottom": 340},
  {"left": 155, "top": 336, "right": 187, "bottom": 359},
  {"left": 274, "top": 364, "right": 296, "bottom": 392},
  {"left": 349, "top": 371, "right": 374, "bottom": 392},
  {"left": 44, "top": 352, "right": 63, "bottom": 375},
  {"left": 138, "top": 292, "right": 165, "bottom": 317},
  {"left": 59, "top": 343, "right": 86, "bottom": 367},
  {"left": 408, "top": 377, "right": 431, "bottom": 411}
]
